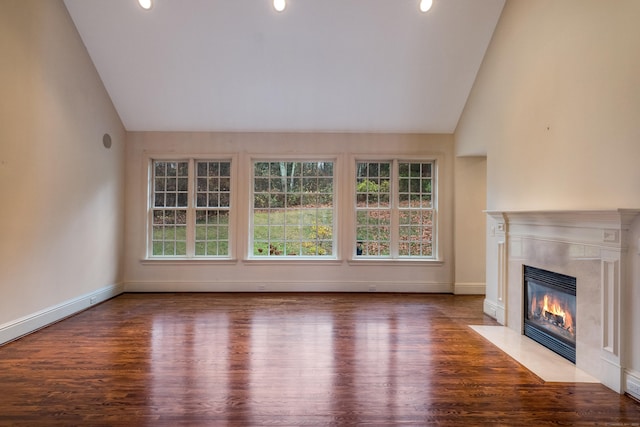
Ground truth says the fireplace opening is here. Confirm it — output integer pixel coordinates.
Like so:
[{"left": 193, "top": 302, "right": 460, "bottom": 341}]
[{"left": 523, "top": 265, "right": 576, "bottom": 363}]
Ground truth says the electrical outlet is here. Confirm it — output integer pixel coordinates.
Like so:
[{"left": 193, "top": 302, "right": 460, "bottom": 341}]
[
  {"left": 368, "top": 285, "right": 376, "bottom": 292},
  {"left": 258, "top": 285, "right": 266, "bottom": 291},
  {"left": 90, "top": 296, "right": 97, "bottom": 305}
]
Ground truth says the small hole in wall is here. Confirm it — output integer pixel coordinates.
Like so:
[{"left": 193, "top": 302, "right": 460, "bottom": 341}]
[{"left": 103, "top": 133, "right": 112, "bottom": 149}]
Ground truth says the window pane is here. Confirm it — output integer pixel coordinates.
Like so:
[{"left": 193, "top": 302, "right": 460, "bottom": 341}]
[
  {"left": 254, "top": 194, "right": 268, "bottom": 209},
  {"left": 397, "top": 162, "right": 433, "bottom": 256},
  {"left": 220, "top": 193, "right": 230, "bottom": 208},
  {"left": 151, "top": 208, "right": 187, "bottom": 256},
  {"left": 251, "top": 160, "right": 334, "bottom": 257},
  {"left": 220, "top": 178, "right": 230, "bottom": 191},
  {"left": 154, "top": 193, "right": 165, "bottom": 207},
  {"left": 269, "top": 195, "right": 285, "bottom": 209},
  {"left": 301, "top": 194, "right": 317, "bottom": 206},
  {"left": 303, "top": 178, "right": 317, "bottom": 192},
  {"left": 194, "top": 208, "right": 230, "bottom": 256},
  {"left": 155, "top": 162, "right": 165, "bottom": 177},
  {"left": 355, "top": 161, "right": 393, "bottom": 257},
  {"left": 195, "top": 242, "right": 206, "bottom": 256},
  {"left": 219, "top": 211, "right": 229, "bottom": 224},
  {"left": 255, "top": 178, "right": 269, "bottom": 192},
  {"left": 285, "top": 193, "right": 300, "bottom": 208},
  {"left": 398, "top": 209, "right": 433, "bottom": 257},
  {"left": 220, "top": 162, "right": 230, "bottom": 176},
  {"left": 254, "top": 162, "right": 269, "bottom": 177},
  {"left": 190, "top": 161, "right": 232, "bottom": 257}
]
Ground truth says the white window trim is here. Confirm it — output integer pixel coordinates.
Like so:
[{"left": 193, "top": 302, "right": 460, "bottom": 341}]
[
  {"left": 349, "top": 155, "right": 440, "bottom": 262},
  {"left": 144, "top": 153, "right": 238, "bottom": 261},
  {"left": 247, "top": 155, "right": 340, "bottom": 261}
]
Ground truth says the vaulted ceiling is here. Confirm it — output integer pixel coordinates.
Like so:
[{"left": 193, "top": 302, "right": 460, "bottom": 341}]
[{"left": 64, "top": 0, "right": 504, "bottom": 133}]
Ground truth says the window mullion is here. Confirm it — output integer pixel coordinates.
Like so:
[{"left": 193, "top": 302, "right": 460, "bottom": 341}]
[
  {"left": 186, "top": 158, "right": 196, "bottom": 258},
  {"left": 390, "top": 159, "right": 400, "bottom": 258}
]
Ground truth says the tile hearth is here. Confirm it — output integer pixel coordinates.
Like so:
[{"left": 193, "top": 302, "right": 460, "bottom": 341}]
[{"left": 470, "top": 325, "right": 598, "bottom": 383}]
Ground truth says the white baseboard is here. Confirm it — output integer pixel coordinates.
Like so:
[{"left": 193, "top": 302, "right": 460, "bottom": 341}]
[
  {"left": 483, "top": 298, "right": 505, "bottom": 324},
  {"left": 600, "top": 357, "right": 623, "bottom": 394},
  {"left": 454, "top": 282, "right": 485, "bottom": 295},
  {"left": 124, "top": 280, "right": 455, "bottom": 293},
  {"left": 0, "top": 283, "right": 124, "bottom": 346}
]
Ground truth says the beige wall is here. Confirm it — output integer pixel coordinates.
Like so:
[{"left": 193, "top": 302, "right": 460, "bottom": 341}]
[
  {"left": 457, "top": 0, "right": 640, "bottom": 211},
  {"left": 453, "top": 157, "right": 486, "bottom": 294},
  {"left": 456, "top": 0, "right": 640, "bottom": 377},
  {"left": 124, "top": 132, "right": 455, "bottom": 292},
  {"left": 0, "top": 1, "right": 125, "bottom": 333}
]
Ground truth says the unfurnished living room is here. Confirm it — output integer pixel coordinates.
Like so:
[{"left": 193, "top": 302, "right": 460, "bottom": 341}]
[{"left": 1, "top": 0, "right": 640, "bottom": 425}]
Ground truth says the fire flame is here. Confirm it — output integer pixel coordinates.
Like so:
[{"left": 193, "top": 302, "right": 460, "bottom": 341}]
[{"left": 542, "top": 294, "right": 574, "bottom": 332}]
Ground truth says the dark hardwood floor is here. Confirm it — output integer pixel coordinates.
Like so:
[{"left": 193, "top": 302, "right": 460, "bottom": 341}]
[{"left": 0, "top": 293, "right": 638, "bottom": 426}]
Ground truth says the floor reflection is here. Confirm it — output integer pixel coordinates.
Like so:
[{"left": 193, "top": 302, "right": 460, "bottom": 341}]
[
  {"left": 150, "top": 311, "right": 230, "bottom": 422},
  {"left": 250, "top": 310, "right": 335, "bottom": 420},
  {"left": 146, "top": 299, "right": 438, "bottom": 423}
]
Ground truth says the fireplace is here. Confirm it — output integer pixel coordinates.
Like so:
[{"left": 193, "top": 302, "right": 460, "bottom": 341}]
[
  {"left": 486, "top": 209, "right": 640, "bottom": 394},
  {"left": 523, "top": 265, "right": 576, "bottom": 363}
]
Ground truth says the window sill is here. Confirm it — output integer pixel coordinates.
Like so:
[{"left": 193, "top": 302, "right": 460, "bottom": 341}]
[
  {"left": 243, "top": 258, "right": 344, "bottom": 266},
  {"left": 347, "top": 258, "right": 444, "bottom": 266},
  {"left": 140, "top": 258, "right": 239, "bottom": 266},
  {"left": 139, "top": 258, "right": 441, "bottom": 267}
]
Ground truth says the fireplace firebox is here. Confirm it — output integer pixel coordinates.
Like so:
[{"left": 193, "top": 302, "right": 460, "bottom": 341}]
[{"left": 523, "top": 265, "right": 577, "bottom": 363}]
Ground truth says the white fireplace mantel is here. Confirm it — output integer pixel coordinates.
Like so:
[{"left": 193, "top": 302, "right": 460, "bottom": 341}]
[{"left": 484, "top": 209, "right": 640, "bottom": 396}]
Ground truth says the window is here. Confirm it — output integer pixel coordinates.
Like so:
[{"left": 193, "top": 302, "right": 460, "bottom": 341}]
[
  {"left": 252, "top": 161, "right": 334, "bottom": 257},
  {"left": 150, "top": 159, "right": 231, "bottom": 258},
  {"left": 147, "top": 156, "right": 436, "bottom": 261},
  {"left": 355, "top": 160, "right": 434, "bottom": 258}
]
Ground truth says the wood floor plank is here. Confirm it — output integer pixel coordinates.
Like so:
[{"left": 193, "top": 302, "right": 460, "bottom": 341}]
[{"left": 0, "top": 293, "right": 638, "bottom": 426}]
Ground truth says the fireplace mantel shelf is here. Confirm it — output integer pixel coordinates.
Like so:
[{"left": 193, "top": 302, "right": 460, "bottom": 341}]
[{"left": 485, "top": 209, "right": 640, "bottom": 227}]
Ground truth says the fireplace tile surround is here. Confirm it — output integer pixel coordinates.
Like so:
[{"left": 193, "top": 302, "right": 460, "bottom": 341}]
[{"left": 484, "top": 210, "right": 640, "bottom": 397}]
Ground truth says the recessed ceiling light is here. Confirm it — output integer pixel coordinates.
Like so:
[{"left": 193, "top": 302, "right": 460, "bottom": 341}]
[
  {"left": 138, "top": 0, "right": 152, "bottom": 11},
  {"left": 273, "top": 0, "right": 286, "bottom": 12},
  {"left": 419, "top": 0, "right": 433, "bottom": 13}
]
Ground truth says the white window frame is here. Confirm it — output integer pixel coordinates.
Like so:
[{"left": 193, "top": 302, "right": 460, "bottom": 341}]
[
  {"left": 249, "top": 157, "right": 338, "bottom": 260},
  {"left": 147, "top": 156, "right": 235, "bottom": 260},
  {"left": 353, "top": 158, "right": 437, "bottom": 260}
]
